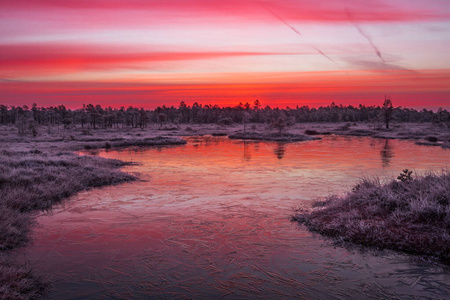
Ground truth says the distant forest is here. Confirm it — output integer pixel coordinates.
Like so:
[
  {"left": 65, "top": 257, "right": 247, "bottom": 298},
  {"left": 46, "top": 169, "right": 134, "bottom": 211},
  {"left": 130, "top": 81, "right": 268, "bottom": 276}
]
[{"left": 0, "top": 100, "right": 449, "bottom": 129}]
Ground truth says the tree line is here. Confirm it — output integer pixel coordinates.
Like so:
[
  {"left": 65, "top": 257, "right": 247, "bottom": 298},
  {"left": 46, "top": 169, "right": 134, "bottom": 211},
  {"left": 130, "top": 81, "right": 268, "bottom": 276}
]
[{"left": 0, "top": 100, "right": 449, "bottom": 130}]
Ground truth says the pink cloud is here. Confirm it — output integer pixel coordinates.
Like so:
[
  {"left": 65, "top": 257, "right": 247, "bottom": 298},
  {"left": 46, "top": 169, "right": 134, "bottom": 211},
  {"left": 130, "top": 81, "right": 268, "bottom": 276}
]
[
  {"left": 1, "top": 69, "right": 448, "bottom": 109},
  {"left": 1, "top": 0, "right": 448, "bottom": 110},
  {"left": 0, "top": 43, "right": 299, "bottom": 76},
  {"left": 2, "top": 0, "right": 448, "bottom": 25}
]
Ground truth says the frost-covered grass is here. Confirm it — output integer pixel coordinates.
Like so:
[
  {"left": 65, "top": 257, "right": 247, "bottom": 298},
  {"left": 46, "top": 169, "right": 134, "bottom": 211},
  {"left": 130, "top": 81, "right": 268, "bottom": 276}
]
[
  {"left": 1, "top": 122, "right": 448, "bottom": 149},
  {"left": 0, "top": 256, "right": 48, "bottom": 300},
  {"left": 301, "top": 122, "right": 450, "bottom": 148},
  {"left": 0, "top": 150, "right": 137, "bottom": 298},
  {"left": 0, "top": 125, "right": 188, "bottom": 298},
  {"left": 0, "top": 123, "right": 448, "bottom": 297},
  {"left": 293, "top": 170, "right": 450, "bottom": 262},
  {"left": 228, "top": 131, "right": 321, "bottom": 142},
  {"left": 0, "top": 150, "right": 136, "bottom": 250}
]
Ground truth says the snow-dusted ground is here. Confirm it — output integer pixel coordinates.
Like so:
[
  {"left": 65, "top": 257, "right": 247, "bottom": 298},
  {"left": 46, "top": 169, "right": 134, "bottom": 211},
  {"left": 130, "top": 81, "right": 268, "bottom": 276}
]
[{"left": 0, "top": 121, "right": 449, "bottom": 298}]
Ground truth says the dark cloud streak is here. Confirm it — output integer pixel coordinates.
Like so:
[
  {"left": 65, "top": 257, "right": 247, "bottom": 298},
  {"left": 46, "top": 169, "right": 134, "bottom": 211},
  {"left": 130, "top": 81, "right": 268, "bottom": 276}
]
[
  {"left": 264, "top": 6, "right": 302, "bottom": 36},
  {"left": 311, "top": 46, "right": 338, "bottom": 65},
  {"left": 263, "top": 5, "right": 339, "bottom": 66},
  {"left": 342, "top": 58, "right": 413, "bottom": 72},
  {"left": 352, "top": 23, "right": 385, "bottom": 63},
  {"left": 346, "top": 9, "right": 385, "bottom": 64}
]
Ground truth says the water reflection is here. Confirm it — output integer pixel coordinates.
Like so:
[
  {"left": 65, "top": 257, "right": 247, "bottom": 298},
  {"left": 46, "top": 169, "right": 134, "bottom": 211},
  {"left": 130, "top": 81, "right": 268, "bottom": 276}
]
[
  {"left": 24, "top": 136, "right": 450, "bottom": 299},
  {"left": 243, "top": 140, "right": 251, "bottom": 161},
  {"left": 380, "top": 139, "right": 394, "bottom": 167},
  {"left": 273, "top": 142, "right": 286, "bottom": 159}
]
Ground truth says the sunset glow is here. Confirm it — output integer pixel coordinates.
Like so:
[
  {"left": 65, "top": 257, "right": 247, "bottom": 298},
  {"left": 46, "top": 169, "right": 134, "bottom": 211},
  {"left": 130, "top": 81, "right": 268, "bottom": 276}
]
[{"left": 1, "top": 0, "right": 449, "bottom": 109}]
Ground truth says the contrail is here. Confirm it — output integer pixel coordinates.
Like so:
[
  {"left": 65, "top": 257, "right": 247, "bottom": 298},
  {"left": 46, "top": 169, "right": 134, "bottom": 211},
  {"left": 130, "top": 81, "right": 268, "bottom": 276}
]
[
  {"left": 346, "top": 9, "right": 385, "bottom": 63},
  {"left": 264, "top": 6, "right": 302, "bottom": 36},
  {"left": 311, "top": 46, "right": 337, "bottom": 64},
  {"left": 352, "top": 22, "right": 385, "bottom": 63},
  {"left": 263, "top": 5, "right": 338, "bottom": 65},
  {"left": 0, "top": 78, "right": 19, "bottom": 82}
]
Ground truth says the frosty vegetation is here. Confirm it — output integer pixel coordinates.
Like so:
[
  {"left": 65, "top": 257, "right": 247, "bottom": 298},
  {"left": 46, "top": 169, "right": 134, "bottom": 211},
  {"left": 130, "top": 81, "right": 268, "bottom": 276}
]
[
  {"left": 293, "top": 170, "right": 450, "bottom": 263},
  {"left": 0, "top": 100, "right": 449, "bottom": 297},
  {"left": 228, "top": 131, "right": 321, "bottom": 142},
  {"left": 0, "top": 257, "right": 48, "bottom": 299},
  {"left": 0, "top": 122, "right": 186, "bottom": 298},
  {"left": 0, "top": 100, "right": 449, "bottom": 130},
  {"left": 0, "top": 151, "right": 136, "bottom": 250},
  {"left": 1, "top": 100, "right": 449, "bottom": 148},
  {"left": 0, "top": 151, "right": 137, "bottom": 299}
]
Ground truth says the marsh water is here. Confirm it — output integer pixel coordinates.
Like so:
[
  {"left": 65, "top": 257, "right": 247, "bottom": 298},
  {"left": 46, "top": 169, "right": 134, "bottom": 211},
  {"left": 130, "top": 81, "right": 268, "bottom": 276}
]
[{"left": 23, "top": 136, "right": 450, "bottom": 299}]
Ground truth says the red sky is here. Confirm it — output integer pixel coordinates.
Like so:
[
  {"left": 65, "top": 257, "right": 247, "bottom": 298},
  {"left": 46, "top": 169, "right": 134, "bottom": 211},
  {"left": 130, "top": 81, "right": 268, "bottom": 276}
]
[{"left": 1, "top": 0, "right": 449, "bottom": 109}]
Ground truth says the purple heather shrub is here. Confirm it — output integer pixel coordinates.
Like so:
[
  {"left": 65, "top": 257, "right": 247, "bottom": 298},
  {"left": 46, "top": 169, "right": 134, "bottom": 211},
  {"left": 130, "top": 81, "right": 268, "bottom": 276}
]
[{"left": 294, "top": 170, "right": 450, "bottom": 262}]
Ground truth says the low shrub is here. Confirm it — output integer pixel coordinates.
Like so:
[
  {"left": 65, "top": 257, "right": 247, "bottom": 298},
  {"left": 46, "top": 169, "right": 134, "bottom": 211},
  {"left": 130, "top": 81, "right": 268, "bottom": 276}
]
[
  {"left": 304, "top": 130, "right": 319, "bottom": 135},
  {"left": 0, "top": 257, "right": 48, "bottom": 299},
  {"left": 217, "top": 117, "right": 233, "bottom": 126},
  {"left": 425, "top": 136, "right": 438, "bottom": 142},
  {"left": 293, "top": 170, "right": 450, "bottom": 262},
  {"left": 0, "top": 152, "right": 136, "bottom": 249}
]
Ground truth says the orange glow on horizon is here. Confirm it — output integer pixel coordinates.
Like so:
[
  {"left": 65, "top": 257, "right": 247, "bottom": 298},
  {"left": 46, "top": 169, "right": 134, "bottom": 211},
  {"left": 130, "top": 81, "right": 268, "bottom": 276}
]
[
  {"left": 1, "top": 69, "right": 448, "bottom": 110},
  {"left": 0, "top": 0, "right": 449, "bottom": 109}
]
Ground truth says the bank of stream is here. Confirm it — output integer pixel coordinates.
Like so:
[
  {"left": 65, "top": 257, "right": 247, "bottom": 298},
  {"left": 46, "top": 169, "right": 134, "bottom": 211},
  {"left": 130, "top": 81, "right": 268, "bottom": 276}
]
[{"left": 20, "top": 135, "right": 450, "bottom": 299}]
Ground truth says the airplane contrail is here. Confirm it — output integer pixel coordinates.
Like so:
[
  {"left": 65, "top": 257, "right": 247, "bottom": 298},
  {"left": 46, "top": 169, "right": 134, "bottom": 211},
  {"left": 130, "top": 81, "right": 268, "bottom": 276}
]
[
  {"left": 352, "top": 22, "right": 385, "bottom": 63},
  {"left": 311, "top": 46, "right": 337, "bottom": 64},
  {"left": 264, "top": 6, "right": 302, "bottom": 36},
  {"left": 346, "top": 9, "right": 385, "bottom": 63},
  {"left": 263, "top": 5, "right": 339, "bottom": 65}
]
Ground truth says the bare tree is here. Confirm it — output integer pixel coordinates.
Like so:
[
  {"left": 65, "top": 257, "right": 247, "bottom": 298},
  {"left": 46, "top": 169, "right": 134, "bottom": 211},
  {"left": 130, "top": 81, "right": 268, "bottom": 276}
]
[
  {"left": 270, "top": 117, "right": 287, "bottom": 134},
  {"left": 157, "top": 113, "right": 167, "bottom": 128},
  {"left": 243, "top": 112, "right": 250, "bottom": 134},
  {"left": 383, "top": 96, "right": 393, "bottom": 129}
]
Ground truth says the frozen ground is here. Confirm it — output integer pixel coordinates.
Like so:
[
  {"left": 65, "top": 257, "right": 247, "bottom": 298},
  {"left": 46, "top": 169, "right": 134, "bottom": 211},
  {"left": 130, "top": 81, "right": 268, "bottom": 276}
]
[{"left": 0, "top": 121, "right": 449, "bottom": 298}]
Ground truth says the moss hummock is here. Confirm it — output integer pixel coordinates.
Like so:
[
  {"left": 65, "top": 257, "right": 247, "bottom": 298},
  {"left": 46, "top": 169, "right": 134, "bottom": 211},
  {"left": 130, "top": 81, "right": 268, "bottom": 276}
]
[{"left": 293, "top": 170, "right": 450, "bottom": 263}]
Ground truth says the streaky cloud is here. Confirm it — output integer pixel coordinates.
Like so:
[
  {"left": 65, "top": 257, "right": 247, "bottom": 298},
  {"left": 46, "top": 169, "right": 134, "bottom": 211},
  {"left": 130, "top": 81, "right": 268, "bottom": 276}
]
[
  {"left": 263, "top": 5, "right": 302, "bottom": 36},
  {"left": 2, "top": 0, "right": 448, "bottom": 22},
  {"left": 0, "top": 78, "right": 21, "bottom": 82},
  {"left": 346, "top": 9, "right": 385, "bottom": 64},
  {"left": 1, "top": 69, "right": 448, "bottom": 109},
  {"left": 352, "top": 23, "right": 385, "bottom": 63},
  {"left": 263, "top": 4, "right": 340, "bottom": 66},
  {"left": 343, "top": 57, "right": 415, "bottom": 73},
  {"left": 0, "top": 43, "right": 304, "bottom": 75},
  {"left": 311, "top": 46, "right": 338, "bottom": 65}
]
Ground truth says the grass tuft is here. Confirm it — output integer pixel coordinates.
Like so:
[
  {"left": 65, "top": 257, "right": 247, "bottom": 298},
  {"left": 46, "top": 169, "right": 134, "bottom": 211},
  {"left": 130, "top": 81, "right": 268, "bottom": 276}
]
[
  {"left": 304, "top": 129, "right": 319, "bottom": 135},
  {"left": 293, "top": 170, "right": 450, "bottom": 262},
  {"left": 0, "top": 257, "right": 49, "bottom": 300},
  {"left": 0, "top": 151, "right": 136, "bottom": 250},
  {"left": 425, "top": 136, "right": 438, "bottom": 142},
  {"left": 0, "top": 150, "right": 138, "bottom": 297},
  {"left": 0, "top": 126, "right": 189, "bottom": 297}
]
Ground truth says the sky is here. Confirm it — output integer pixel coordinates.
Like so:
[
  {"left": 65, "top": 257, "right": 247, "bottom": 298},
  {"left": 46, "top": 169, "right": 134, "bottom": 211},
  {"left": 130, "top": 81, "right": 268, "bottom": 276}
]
[{"left": 0, "top": 0, "right": 449, "bottom": 109}]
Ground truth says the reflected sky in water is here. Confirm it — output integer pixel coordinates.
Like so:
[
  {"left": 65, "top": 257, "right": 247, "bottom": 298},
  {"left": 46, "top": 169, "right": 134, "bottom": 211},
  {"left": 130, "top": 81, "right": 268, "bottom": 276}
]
[{"left": 23, "top": 136, "right": 450, "bottom": 299}]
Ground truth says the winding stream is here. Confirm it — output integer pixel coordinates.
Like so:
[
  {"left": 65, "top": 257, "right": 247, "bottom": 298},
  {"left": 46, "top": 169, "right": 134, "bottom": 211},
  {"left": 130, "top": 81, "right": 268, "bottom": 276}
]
[{"left": 23, "top": 136, "right": 450, "bottom": 299}]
